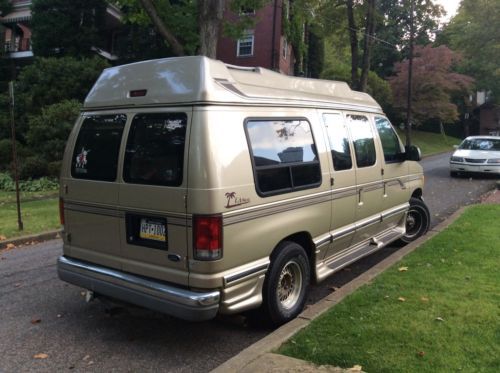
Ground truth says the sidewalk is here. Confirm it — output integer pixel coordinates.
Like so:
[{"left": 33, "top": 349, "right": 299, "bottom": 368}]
[{"left": 212, "top": 183, "right": 500, "bottom": 373}]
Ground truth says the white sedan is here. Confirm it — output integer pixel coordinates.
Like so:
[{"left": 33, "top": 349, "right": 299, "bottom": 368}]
[{"left": 450, "top": 136, "right": 500, "bottom": 177}]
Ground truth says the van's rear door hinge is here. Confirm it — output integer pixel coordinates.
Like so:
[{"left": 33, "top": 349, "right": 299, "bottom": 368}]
[
  {"left": 330, "top": 177, "right": 334, "bottom": 186},
  {"left": 381, "top": 168, "right": 385, "bottom": 176}
]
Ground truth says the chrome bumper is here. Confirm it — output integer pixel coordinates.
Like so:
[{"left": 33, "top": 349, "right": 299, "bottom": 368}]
[{"left": 57, "top": 256, "right": 220, "bottom": 321}]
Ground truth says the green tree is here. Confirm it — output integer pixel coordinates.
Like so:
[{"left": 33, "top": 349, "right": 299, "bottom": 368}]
[
  {"left": 389, "top": 45, "right": 474, "bottom": 125},
  {"left": 114, "top": 0, "right": 271, "bottom": 58},
  {"left": 0, "top": 57, "right": 108, "bottom": 150},
  {"left": 31, "top": 0, "right": 108, "bottom": 58},
  {"left": 371, "top": 0, "right": 444, "bottom": 78},
  {"left": 438, "top": 0, "right": 500, "bottom": 102},
  {"left": 26, "top": 100, "right": 81, "bottom": 163}
]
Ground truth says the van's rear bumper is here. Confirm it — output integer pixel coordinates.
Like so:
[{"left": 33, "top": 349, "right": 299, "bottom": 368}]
[{"left": 57, "top": 255, "right": 220, "bottom": 321}]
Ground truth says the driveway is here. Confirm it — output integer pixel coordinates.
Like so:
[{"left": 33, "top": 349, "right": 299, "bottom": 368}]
[{"left": 0, "top": 151, "right": 497, "bottom": 372}]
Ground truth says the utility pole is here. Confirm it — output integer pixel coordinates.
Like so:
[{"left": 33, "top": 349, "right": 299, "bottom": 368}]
[
  {"left": 405, "top": 0, "right": 415, "bottom": 147},
  {"left": 9, "top": 81, "right": 23, "bottom": 231}
]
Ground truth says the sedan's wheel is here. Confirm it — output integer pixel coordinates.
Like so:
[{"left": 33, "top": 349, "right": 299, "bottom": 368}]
[
  {"left": 263, "top": 241, "right": 309, "bottom": 326},
  {"left": 398, "top": 197, "right": 430, "bottom": 244}
]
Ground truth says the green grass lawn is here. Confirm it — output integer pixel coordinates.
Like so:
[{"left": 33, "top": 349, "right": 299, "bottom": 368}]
[
  {"left": 0, "top": 197, "right": 60, "bottom": 240},
  {"left": 397, "top": 129, "right": 462, "bottom": 156},
  {"left": 279, "top": 205, "right": 500, "bottom": 372}
]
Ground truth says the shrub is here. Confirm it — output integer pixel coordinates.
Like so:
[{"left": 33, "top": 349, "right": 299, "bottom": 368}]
[
  {"left": 47, "top": 161, "right": 62, "bottom": 178},
  {"left": 0, "top": 172, "right": 14, "bottom": 190},
  {"left": 26, "top": 100, "right": 80, "bottom": 163},
  {"left": 19, "top": 157, "right": 48, "bottom": 180}
]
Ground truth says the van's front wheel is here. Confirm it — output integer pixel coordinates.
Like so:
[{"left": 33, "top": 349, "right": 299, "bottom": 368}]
[
  {"left": 398, "top": 197, "right": 430, "bottom": 244},
  {"left": 263, "top": 241, "right": 310, "bottom": 326}
]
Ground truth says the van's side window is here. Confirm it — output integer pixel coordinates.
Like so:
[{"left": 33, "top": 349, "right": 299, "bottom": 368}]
[
  {"left": 246, "top": 119, "right": 321, "bottom": 195},
  {"left": 375, "top": 117, "right": 405, "bottom": 162},
  {"left": 323, "top": 113, "right": 352, "bottom": 171},
  {"left": 71, "top": 114, "right": 126, "bottom": 181},
  {"left": 347, "top": 114, "right": 376, "bottom": 168},
  {"left": 124, "top": 113, "right": 187, "bottom": 187}
]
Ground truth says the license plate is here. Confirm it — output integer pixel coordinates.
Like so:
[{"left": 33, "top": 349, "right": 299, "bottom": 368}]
[{"left": 139, "top": 218, "right": 166, "bottom": 242}]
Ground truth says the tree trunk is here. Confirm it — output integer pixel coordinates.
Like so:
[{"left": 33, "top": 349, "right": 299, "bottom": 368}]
[
  {"left": 346, "top": 0, "right": 359, "bottom": 89},
  {"left": 198, "top": 0, "right": 225, "bottom": 58},
  {"left": 138, "top": 0, "right": 185, "bottom": 56},
  {"left": 360, "top": 0, "right": 376, "bottom": 92}
]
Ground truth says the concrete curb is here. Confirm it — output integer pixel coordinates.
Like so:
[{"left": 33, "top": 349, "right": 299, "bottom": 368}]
[
  {"left": 0, "top": 229, "right": 62, "bottom": 250},
  {"left": 211, "top": 207, "right": 468, "bottom": 373}
]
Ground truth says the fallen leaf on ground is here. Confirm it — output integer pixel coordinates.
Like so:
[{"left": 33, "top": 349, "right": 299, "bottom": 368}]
[
  {"left": 330, "top": 286, "right": 339, "bottom": 292},
  {"left": 6, "top": 243, "right": 15, "bottom": 250},
  {"left": 398, "top": 266, "right": 409, "bottom": 272},
  {"left": 82, "top": 355, "right": 90, "bottom": 361},
  {"left": 14, "top": 283, "right": 22, "bottom": 287},
  {"left": 57, "top": 314, "right": 62, "bottom": 318},
  {"left": 417, "top": 351, "right": 425, "bottom": 357},
  {"left": 31, "top": 318, "right": 41, "bottom": 324},
  {"left": 0, "top": 235, "right": 6, "bottom": 240},
  {"left": 420, "top": 297, "right": 429, "bottom": 302},
  {"left": 398, "top": 297, "right": 406, "bottom": 302},
  {"left": 435, "top": 317, "right": 445, "bottom": 322},
  {"left": 346, "top": 365, "right": 363, "bottom": 372},
  {"left": 34, "top": 353, "right": 48, "bottom": 359}
]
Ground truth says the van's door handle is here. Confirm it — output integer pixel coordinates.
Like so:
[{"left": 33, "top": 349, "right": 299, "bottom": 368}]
[{"left": 358, "top": 188, "right": 364, "bottom": 206}]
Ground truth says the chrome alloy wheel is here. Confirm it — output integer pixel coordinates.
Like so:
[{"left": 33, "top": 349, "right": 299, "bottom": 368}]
[{"left": 277, "top": 260, "right": 303, "bottom": 310}]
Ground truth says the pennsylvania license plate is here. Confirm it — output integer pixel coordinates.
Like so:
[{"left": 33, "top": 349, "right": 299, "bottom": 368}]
[{"left": 139, "top": 218, "right": 166, "bottom": 242}]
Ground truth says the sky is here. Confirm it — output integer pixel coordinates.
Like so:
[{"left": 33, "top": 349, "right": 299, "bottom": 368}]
[{"left": 435, "top": 0, "right": 461, "bottom": 22}]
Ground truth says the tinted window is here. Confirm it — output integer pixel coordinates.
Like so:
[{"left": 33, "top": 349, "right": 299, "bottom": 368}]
[
  {"left": 375, "top": 117, "right": 404, "bottom": 162},
  {"left": 347, "top": 114, "right": 376, "bottom": 168},
  {"left": 71, "top": 114, "right": 126, "bottom": 181},
  {"left": 124, "top": 113, "right": 187, "bottom": 187},
  {"left": 323, "top": 113, "right": 352, "bottom": 171},
  {"left": 246, "top": 119, "right": 321, "bottom": 195}
]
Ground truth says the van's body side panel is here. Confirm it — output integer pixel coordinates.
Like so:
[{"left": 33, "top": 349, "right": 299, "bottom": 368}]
[{"left": 187, "top": 107, "right": 332, "bottom": 289}]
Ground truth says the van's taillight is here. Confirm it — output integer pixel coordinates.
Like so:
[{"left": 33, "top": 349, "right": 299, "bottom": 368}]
[
  {"left": 193, "top": 215, "right": 222, "bottom": 260},
  {"left": 59, "top": 198, "right": 65, "bottom": 226}
]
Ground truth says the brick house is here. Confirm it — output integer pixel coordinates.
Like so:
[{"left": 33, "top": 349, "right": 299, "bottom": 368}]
[
  {"left": 216, "top": 0, "right": 295, "bottom": 75},
  {"left": 0, "top": 0, "right": 122, "bottom": 61}
]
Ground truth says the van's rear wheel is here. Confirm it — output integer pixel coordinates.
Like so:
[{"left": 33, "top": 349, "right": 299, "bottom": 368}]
[
  {"left": 398, "top": 197, "right": 430, "bottom": 244},
  {"left": 263, "top": 241, "right": 309, "bottom": 326}
]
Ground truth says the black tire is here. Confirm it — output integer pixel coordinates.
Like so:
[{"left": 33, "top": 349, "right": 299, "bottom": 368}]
[
  {"left": 262, "top": 241, "right": 310, "bottom": 326},
  {"left": 398, "top": 197, "right": 430, "bottom": 244},
  {"left": 450, "top": 171, "right": 458, "bottom": 177}
]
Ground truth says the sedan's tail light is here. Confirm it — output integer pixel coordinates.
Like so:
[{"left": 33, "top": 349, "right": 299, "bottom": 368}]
[{"left": 193, "top": 215, "right": 222, "bottom": 260}]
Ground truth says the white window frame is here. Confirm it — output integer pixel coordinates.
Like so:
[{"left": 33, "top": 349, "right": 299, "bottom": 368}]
[
  {"left": 237, "top": 32, "right": 254, "bottom": 57},
  {"left": 282, "top": 38, "right": 288, "bottom": 59}
]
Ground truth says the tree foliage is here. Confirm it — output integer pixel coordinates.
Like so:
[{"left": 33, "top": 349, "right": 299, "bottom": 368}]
[
  {"left": 371, "top": 0, "right": 444, "bottom": 78},
  {"left": 0, "top": 57, "right": 107, "bottom": 161},
  {"left": 26, "top": 100, "right": 81, "bottom": 163},
  {"left": 31, "top": 0, "right": 108, "bottom": 58},
  {"left": 438, "top": 0, "right": 500, "bottom": 102},
  {"left": 389, "top": 45, "right": 474, "bottom": 125},
  {"left": 113, "top": 0, "right": 269, "bottom": 58}
]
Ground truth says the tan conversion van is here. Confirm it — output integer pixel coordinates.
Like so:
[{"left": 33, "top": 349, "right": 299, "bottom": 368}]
[{"left": 57, "top": 56, "right": 430, "bottom": 325}]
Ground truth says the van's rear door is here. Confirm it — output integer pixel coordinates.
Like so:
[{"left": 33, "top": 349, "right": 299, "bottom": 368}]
[
  {"left": 118, "top": 110, "right": 191, "bottom": 286},
  {"left": 63, "top": 113, "right": 127, "bottom": 269}
]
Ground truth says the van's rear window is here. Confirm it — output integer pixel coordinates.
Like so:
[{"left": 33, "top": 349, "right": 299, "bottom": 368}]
[
  {"left": 71, "top": 114, "right": 126, "bottom": 181},
  {"left": 123, "top": 113, "right": 187, "bottom": 187}
]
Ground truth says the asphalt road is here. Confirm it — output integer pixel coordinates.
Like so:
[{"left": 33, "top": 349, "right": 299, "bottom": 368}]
[{"left": 1, "top": 152, "right": 497, "bottom": 372}]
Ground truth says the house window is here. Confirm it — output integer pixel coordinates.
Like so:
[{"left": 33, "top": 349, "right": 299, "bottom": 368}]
[{"left": 237, "top": 32, "right": 254, "bottom": 57}]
